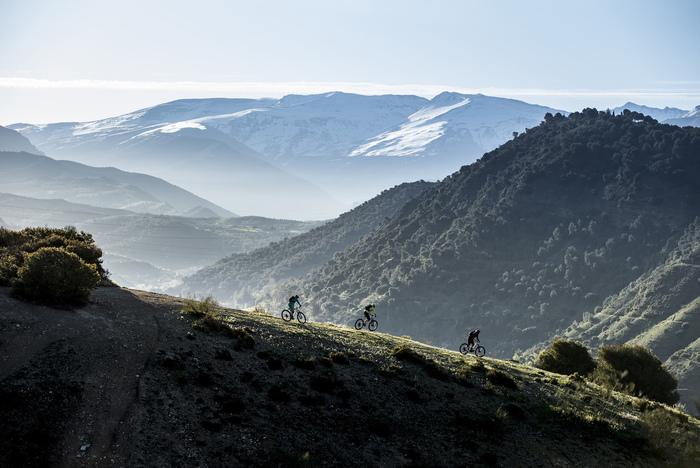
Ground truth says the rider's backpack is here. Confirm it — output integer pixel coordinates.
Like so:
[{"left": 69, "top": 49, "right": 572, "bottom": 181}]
[{"left": 289, "top": 296, "right": 295, "bottom": 303}]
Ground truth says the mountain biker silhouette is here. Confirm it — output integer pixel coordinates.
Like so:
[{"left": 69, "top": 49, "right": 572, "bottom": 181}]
[
  {"left": 467, "top": 329, "right": 480, "bottom": 351},
  {"left": 288, "top": 295, "right": 301, "bottom": 316},
  {"left": 364, "top": 303, "right": 376, "bottom": 324}
]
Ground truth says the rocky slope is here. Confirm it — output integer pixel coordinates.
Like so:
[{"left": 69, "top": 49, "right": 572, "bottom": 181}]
[{"left": 1, "top": 287, "right": 698, "bottom": 467}]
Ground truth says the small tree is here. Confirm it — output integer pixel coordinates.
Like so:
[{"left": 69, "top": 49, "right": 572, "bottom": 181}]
[
  {"left": 11, "top": 247, "right": 101, "bottom": 307},
  {"left": 593, "top": 344, "right": 679, "bottom": 405},
  {"left": 535, "top": 338, "right": 596, "bottom": 376}
]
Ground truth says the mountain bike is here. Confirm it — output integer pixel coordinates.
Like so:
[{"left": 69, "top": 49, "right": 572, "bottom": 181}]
[
  {"left": 354, "top": 314, "right": 378, "bottom": 331},
  {"left": 281, "top": 306, "right": 307, "bottom": 323},
  {"left": 459, "top": 342, "right": 485, "bottom": 357}
]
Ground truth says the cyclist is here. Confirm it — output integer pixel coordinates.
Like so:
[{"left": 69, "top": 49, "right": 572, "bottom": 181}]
[
  {"left": 467, "top": 329, "right": 481, "bottom": 352},
  {"left": 364, "top": 303, "right": 376, "bottom": 324},
  {"left": 288, "top": 295, "right": 301, "bottom": 317}
]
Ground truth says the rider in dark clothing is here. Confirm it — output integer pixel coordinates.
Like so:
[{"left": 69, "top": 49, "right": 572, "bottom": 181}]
[
  {"left": 364, "top": 303, "right": 376, "bottom": 324},
  {"left": 467, "top": 329, "right": 481, "bottom": 351},
  {"left": 288, "top": 295, "right": 301, "bottom": 316}
]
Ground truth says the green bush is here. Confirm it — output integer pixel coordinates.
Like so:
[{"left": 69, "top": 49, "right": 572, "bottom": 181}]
[
  {"left": 535, "top": 338, "right": 596, "bottom": 376},
  {"left": 391, "top": 344, "right": 422, "bottom": 362},
  {"left": 593, "top": 344, "right": 679, "bottom": 405},
  {"left": 0, "top": 227, "right": 107, "bottom": 286},
  {"left": 181, "top": 294, "right": 219, "bottom": 318},
  {"left": 11, "top": 247, "right": 101, "bottom": 306},
  {"left": 486, "top": 369, "right": 518, "bottom": 390}
]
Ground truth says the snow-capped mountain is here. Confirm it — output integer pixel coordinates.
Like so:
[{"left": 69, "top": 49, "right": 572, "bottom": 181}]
[
  {"left": 663, "top": 105, "right": 700, "bottom": 127},
  {"left": 612, "top": 102, "right": 687, "bottom": 122},
  {"left": 6, "top": 92, "right": 581, "bottom": 217},
  {"left": 11, "top": 114, "right": 344, "bottom": 220},
  {"left": 348, "top": 92, "right": 559, "bottom": 159}
]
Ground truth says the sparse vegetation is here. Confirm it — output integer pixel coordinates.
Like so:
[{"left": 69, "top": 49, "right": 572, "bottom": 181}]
[
  {"left": 2, "top": 287, "right": 700, "bottom": 468},
  {"left": 181, "top": 293, "right": 220, "bottom": 318}
]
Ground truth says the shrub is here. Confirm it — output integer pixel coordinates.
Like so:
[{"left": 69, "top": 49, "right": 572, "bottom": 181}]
[
  {"left": 535, "top": 338, "right": 596, "bottom": 376},
  {"left": 181, "top": 294, "right": 219, "bottom": 318},
  {"left": 11, "top": 247, "right": 100, "bottom": 306},
  {"left": 472, "top": 358, "right": 487, "bottom": 373},
  {"left": 310, "top": 372, "right": 338, "bottom": 393},
  {"left": 640, "top": 407, "right": 700, "bottom": 463},
  {"left": 486, "top": 369, "right": 518, "bottom": 390},
  {"left": 593, "top": 344, "right": 679, "bottom": 405},
  {"left": 294, "top": 357, "right": 316, "bottom": 370},
  {"left": 329, "top": 352, "right": 349, "bottom": 364},
  {"left": 0, "top": 227, "right": 107, "bottom": 285},
  {"left": 391, "top": 344, "right": 422, "bottom": 362},
  {"left": 268, "top": 384, "right": 291, "bottom": 403}
]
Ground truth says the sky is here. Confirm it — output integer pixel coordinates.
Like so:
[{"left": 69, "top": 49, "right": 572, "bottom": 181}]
[{"left": 1, "top": 0, "right": 699, "bottom": 125}]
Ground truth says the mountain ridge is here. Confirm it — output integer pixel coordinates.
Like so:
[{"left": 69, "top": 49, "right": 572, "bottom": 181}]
[
  {"left": 8, "top": 92, "right": 569, "bottom": 218},
  {"left": 0, "top": 149, "right": 235, "bottom": 217}
]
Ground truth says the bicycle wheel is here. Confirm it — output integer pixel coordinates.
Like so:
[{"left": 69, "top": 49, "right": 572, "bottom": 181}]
[
  {"left": 354, "top": 319, "right": 364, "bottom": 330},
  {"left": 368, "top": 319, "right": 378, "bottom": 331},
  {"left": 281, "top": 309, "right": 292, "bottom": 321},
  {"left": 296, "top": 311, "right": 307, "bottom": 323},
  {"left": 474, "top": 345, "right": 486, "bottom": 357},
  {"left": 459, "top": 343, "right": 469, "bottom": 355}
]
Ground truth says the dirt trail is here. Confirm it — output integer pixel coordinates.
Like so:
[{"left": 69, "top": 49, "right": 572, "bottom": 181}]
[{"left": 0, "top": 287, "right": 170, "bottom": 467}]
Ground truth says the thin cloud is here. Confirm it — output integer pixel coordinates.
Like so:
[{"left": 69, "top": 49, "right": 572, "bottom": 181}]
[{"left": 1, "top": 78, "right": 698, "bottom": 108}]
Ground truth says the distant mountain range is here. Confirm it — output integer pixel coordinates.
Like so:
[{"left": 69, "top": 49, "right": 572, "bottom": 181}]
[
  {"left": 7, "top": 92, "right": 567, "bottom": 219},
  {"left": 0, "top": 126, "right": 325, "bottom": 289},
  {"left": 0, "top": 150, "right": 236, "bottom": 217},
  {"left": 11, "top": 92, "right": 698, "bottom": 219},
  {"left": 0, "top": 191, "right": 326, "bottom": 290}
]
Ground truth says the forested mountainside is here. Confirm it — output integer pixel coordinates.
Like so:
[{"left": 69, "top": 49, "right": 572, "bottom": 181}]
[
  {"left": 258, "top": 109, "right": 699, "bottom": 400},
  {"left": 558, "top": 217, "right": 700, "bottom": 407},
  {"left": 174, "top": 181, "right": 435, "bottom": 307}
]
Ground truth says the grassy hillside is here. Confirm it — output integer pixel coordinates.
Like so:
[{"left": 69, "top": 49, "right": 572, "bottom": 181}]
[
  {"left": 558, "top": 217, "right": 700, "bottom": 409},
  {"left": 174, "top": 181, "right": 435, "bottom": 306},
  {"left": 1, "top": 287, "right": 698, "bottom": 467}
]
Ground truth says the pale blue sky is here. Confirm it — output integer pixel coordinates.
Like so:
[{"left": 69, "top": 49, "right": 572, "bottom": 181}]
[{"left": 1, "top": 0, "right": 699, "bottom": 124}]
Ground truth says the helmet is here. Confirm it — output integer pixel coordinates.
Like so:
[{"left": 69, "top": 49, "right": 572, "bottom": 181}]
[
  {"left": 475, "top": 329, "right": 480, "bottom": 333},
  {"left": 295, "top": 295, "right": 299, "bottom": 298}
]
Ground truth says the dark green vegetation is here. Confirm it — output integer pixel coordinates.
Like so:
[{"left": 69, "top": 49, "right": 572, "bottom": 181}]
[
  {"left": 593, "top": 344, "right": 680, "bottom": 405},
  {"left": 239, "top": 109, "right": 700, "bottom": 407},
  {"left": 561, "top": 216, "right": 700, "bottom": 408},
  {"left": 175, "top": 181, "right": 435, "bottom": 305},
  {"left": 0, "top": 226, "right": 107, "bottom": 306},
  {"left": 537, "top": 338, "right": 679, "bottom": 405},
  {"left": 536, "top": 338, "right": 596, "bottom": 376}
]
